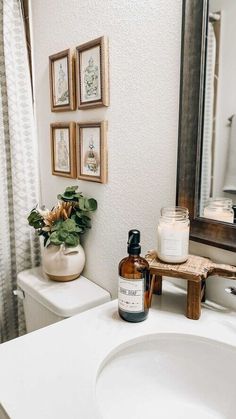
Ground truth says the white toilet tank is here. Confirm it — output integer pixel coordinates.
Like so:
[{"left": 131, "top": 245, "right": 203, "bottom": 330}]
[{"left": 17, "top": 267, "right": 111, "bottom": 333}]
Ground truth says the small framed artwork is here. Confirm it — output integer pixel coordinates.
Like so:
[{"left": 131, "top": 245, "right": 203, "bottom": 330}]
[
  {"left": 76, "top": 36, "right": 109, "bottom": 109},
  {"left": 51, "top": 122, "right": 77, "bottom": 178},
  {"left": 77, "top": 121, "right": 108, "bottom": 183},
  {"left": 49, "top": 49, "right": 76, "bottom": 111}
]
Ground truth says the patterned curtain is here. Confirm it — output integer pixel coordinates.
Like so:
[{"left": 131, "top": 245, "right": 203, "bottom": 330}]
[
  {"left": 0, "top": 0, "right": 40, "bottom": 342},
  {"left": 200, "top": 23, "right": 216, "bottom": 215}
]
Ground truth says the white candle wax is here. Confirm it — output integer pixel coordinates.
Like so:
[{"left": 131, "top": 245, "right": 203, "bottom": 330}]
[{"left": 204, "top": 208, "right": 234, "bottom": 223}]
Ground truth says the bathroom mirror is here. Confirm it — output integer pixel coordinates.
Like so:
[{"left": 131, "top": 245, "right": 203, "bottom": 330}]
[{"left": 177, "top": 0, "right": 236, "bottom": 251}]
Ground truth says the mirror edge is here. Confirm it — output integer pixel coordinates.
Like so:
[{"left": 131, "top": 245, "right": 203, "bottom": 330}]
[{"left": 176, "top": 0, "right": 236, "bottom": 252}]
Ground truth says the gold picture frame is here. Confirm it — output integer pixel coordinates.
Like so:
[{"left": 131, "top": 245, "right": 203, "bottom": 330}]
[
  {"left": 51, "top": 122, "right": 77, "bottom": 178},
  {"left": 77, "top": 121, "right": 108, "bottom": 183},
  {"left": 76, "top": 36, "right": 109, "bottom": 109},
  {"left": 49, "top": 49, "right": 76, "bottom": 112}
]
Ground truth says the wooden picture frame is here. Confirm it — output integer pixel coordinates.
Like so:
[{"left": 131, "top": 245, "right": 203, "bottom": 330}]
[
  {"left": 51, "top": 122, "right": 77, "bottom": 178},
  {"left": 75, "top": 36, "right": 109, "bottom": 109},
  {"left": 49, "top": 49, "right": 76, "bottom": 112},
  {"left": 77, "top": 121, "right": 108, "bottom": 183}
]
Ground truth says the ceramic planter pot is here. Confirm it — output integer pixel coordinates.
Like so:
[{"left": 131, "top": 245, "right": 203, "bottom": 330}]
[{"left": 42, "top": 244, "right": 85, "bottom": 282}]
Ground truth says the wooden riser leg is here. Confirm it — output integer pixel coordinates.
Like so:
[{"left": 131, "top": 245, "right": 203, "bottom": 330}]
[
  {"left": 187, "top": 281, "right": 201, "bottom": 320},
  {"left": 154, "top": 275, "right": 162, "bottom": 295},
  {"left": 148, "top": 275, "right": 162, "bottom": 308}
]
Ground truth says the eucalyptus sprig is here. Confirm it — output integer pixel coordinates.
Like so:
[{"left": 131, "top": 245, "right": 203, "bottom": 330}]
[{"left": 28, "top": 186, "right": 97, "bottom": 247}]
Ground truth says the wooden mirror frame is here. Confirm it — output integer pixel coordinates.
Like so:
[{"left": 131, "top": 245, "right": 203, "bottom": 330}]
[{"left": 176, "top": 0, "right": 236, "bottom": 252}]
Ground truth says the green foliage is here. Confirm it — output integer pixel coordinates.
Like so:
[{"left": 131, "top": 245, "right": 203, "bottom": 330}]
[
  {"left": 28, "top": 185, "right": 97, "bottom": 248},
  {"left": 57, "top": 185, "right": 83, "bottom": 202},
  {"left": 49, "top": 219, "right": 80, "bottom": 247},
  {"left": 27, "top": 208, "right": 44, "bottom": 229}
]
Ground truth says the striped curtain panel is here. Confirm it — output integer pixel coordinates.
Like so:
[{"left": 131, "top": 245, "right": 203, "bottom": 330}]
[
  {"left": 0, "top": 0, "right": 40, "bottom": 342},
  {"left": 200, "top": 23, "right": 216, "bottom": 215}
]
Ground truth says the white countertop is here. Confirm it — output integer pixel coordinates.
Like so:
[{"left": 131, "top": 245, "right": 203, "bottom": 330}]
[{"left": 1, "top": 282, "right": 236, "bottom": 419}]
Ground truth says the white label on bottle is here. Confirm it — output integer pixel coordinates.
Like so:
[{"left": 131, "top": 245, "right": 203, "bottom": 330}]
[{"left": 118, "top": 277, "right": 144, "bottom": 313}]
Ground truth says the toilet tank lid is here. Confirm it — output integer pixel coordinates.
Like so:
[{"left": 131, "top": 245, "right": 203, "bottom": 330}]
[{"left": 17, "top": 267, "right": 111, "bottom": 317}]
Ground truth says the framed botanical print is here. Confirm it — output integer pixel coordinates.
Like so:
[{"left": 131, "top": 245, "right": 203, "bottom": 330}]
[
  {"left": 49, "top": 49, "right": 76, "bottom": 111},
  {"left": 77, "top": 121, "right": 108, "bottom": 183},
  {"left": 51, "top": 122, "right": 77, "bottom": 178},
  {"left": 76, "top": 37, "right": 109, "bottom": 109}
]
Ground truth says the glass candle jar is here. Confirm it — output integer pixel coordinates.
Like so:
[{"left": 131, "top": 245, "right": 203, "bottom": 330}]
[
  {"left": 203, "top": 198, "right": 234, "bottom": 223},
  {"left": 157, "top": 207, "right": 190, "bottom": 263}
]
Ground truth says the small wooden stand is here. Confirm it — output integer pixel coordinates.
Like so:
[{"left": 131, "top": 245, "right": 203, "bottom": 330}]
[{"left": 146, "top": 250, "right": 236, "bottom": 320}]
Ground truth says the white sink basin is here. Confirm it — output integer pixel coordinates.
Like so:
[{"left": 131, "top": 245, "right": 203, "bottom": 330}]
[{"left": 96, "top": 333, "right": 236, "bottom": 419}]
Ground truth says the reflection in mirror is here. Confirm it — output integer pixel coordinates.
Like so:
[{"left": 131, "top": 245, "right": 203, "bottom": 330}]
[
  {"left": 200, "top": 0, "right": 236, "bottom": 224},
  {"left": 178, "top": 0, "right": 236, "bottom": 250}
]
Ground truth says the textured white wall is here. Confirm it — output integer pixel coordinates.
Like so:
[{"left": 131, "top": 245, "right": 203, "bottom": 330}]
[
  {"left": 30, "top": 0, "right": 182, "bottom": 297},
  {"left": 31, "top": 0, "right": 236, "bottom": 307}
]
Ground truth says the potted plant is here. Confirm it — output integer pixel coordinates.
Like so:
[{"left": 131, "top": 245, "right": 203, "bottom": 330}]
[{"left": 28, "top": 185, "right": 97, "bottom": 281}]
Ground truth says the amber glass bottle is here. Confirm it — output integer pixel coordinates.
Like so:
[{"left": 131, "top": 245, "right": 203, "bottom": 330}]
[{"left": 118, "top": 230, "right": 150, "bottom": 323}]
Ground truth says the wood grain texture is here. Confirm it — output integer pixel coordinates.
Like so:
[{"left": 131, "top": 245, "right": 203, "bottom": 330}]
[
  {"left": 187, "top": 281, "right": 201, "bottom": 320},
  {"left": 75, "top": 36, "right": 109, "bottom": 109},
  {"left": 145, "top": 250, "right": 236, "bottom": 320},
  {"left": 50, "top": 122, "right": 77, "bottom": 178},
  {"left": 153, "top": 275, "right": 162, "bottom": 295},
  {"left": 49, "top": 49, "right": 76, "bottom": 112},
  {"left": 176, "top": 0, "right": 236, "bottom": 251},
  {"left": 76, "top": 121, "right": 108, "bottom": 184},
  {"left": 145, "top": 250, "right": 236, "bottom": 282}
]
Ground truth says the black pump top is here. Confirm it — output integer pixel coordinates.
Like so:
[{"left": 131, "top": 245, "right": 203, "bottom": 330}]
[{"left": 127, "top": 229, "right": 141, "bottom": 255}]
